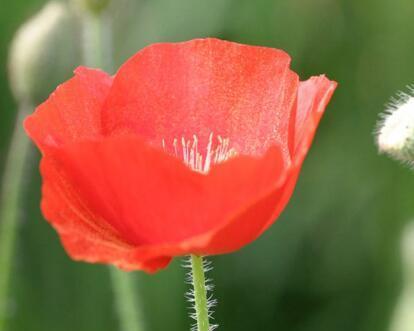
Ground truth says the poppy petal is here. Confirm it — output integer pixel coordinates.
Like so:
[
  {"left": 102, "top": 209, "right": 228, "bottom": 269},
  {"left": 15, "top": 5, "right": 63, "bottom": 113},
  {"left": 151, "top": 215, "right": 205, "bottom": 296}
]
[
  {"left": 41, "top": 154, "right": 171, "bottom": 272},
  {"left": 179, "top": 171, "right": 294, "bottom": 255},
  {"left": 294, "top": 75, "right": 337, "bottom": 161},
  {"left": 122, "top": 157, "right": 297, "bottom": 259},
  {"left": 196, "top": 75, "right": 338, "bottom": 248},
  {"left": 24, "top": 67, "right": 113, "bottom": 152},
  {"left": 102, "top": 38, "right": 298, "bottom": 160},
  {"left": 257, "top": 76, "right": 337, "bottom": 233},
  {"left": 180, "top": 75, "right": 338, "bottom": 253},
  {"left": 60, "top": 235, "right": 172, "bottom": 273},
  {"left": 40, "top": 135, "right": 287, "bottom": 270},
  {"left": 103, "top": 170, "right": 296, "bottom": 260}
]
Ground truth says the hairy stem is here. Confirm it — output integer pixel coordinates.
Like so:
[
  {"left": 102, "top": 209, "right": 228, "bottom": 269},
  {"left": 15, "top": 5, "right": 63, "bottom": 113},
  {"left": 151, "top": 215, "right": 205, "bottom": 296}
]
[
  {"left": 190, "top": 255, "right": 211, "bottom": 331},
  {"left": 0, "top": 104, "right": 32, "bottom": 331}
]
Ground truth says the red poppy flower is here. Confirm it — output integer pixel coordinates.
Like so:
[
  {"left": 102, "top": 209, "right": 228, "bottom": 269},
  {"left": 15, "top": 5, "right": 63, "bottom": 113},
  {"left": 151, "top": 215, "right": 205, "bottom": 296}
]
[{"left": 24, "top": 38, "right": 336, "bottom": 273}]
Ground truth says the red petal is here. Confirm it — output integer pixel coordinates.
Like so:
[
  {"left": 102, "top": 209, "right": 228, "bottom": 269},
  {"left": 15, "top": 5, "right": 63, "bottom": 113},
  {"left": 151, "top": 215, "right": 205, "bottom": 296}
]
[
  {"left": 294, "top": 75, "right": 337, "bottom": 162},
  {"left": 256, "top": 76, "right": 337, "bottom": 234},
  {"left": 24, "top": 67, "right": 113, "bottom": 152},
  {"left": 105, "top": 168, "right": 296, "bottom": 260},
  {"left": 102, "top": 38, "right": 298, "bottom": 160},
  {"left": 60, "top": 235, "right": 172, "bottom": 273},
  {"left": 40, "top": 154, "right": 171, "bottom": 272},
  {"left": 191, "top": 75, "right": 338, "bottom": 250},
  {"left": 41, "top": 135, "right": 287, "bottom": 270}
]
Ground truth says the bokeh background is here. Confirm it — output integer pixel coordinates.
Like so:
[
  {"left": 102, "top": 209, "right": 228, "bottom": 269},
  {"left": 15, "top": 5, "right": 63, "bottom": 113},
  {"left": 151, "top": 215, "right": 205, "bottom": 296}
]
[{"left": 1, "top": 0, "right": 414, "bottom": 330}]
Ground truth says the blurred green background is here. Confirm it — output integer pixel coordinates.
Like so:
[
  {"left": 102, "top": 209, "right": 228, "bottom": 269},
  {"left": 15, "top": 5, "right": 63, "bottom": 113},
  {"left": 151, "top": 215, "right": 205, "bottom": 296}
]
[{"left": 1, "top": 0, "right": 414, "bottom": 330}]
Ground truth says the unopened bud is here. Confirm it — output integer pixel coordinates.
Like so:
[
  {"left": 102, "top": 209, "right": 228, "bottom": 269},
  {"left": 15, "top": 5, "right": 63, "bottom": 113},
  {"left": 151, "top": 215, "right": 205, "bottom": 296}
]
[
  {"left": 376, "top": 91, "right": 414, "bottom": 165},
  {"left": 8, "top": 1, "right": 80, "bottom": 105},
  {"left": 73, "top": 0, "right": 111, "bottom": 15}
]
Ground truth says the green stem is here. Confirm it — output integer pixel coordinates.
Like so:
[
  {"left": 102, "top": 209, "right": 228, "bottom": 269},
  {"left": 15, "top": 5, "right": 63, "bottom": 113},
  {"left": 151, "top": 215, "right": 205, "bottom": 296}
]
[
  {"left": 82, "top": 11, "right": 112, "bottom": 71},
  {"left": 190, "top": 255, "right": 211, "bottom": 331},
  {"left": 0, "top": 104, "right": 32, "bottom": 331},
  {"left": 110, "top": 269, "right": 146, "bottom": 331},
  {"left": 80, "top": 6, "right": 144, "bottom": 331}
]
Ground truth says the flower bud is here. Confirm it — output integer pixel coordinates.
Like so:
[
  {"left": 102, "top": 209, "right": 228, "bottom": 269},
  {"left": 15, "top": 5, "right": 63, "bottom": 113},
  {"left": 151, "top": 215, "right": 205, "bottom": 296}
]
[
  {"left": 376, "top": 91, "right": 414, "bottom": 165},
  {"left": 8, "top": 1, "right": 80, "bottom": 105},
  {"left": 73, "top": 0, "right": 111, "bottom": 15}
]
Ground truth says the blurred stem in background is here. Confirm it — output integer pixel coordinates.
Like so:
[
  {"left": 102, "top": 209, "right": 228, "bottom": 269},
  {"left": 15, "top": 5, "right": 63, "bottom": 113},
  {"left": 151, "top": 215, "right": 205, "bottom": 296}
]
[
  {"left": 389, "top": 222, "right": 414, "bottom": 331},
  {"left": 81, "top": 6, "right": 112, "bottom": 72},
  {"left": 0, "top": 2, "right": 77, "bottom": 330},
  {"left": 108, "top": 269, "right": 146, "bottom": 331},
  {"left": 0, "top": 105, "right": 32, "bottom": 331},
  {"left": 75, "top": 1, "right": 146, "bottom": 330},
  {"left": 110, "top": 268, "right": 146, "bottom": 331}
]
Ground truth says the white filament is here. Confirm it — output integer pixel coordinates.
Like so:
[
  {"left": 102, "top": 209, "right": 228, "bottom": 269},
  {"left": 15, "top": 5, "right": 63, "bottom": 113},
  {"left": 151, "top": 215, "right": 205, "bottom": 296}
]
[{"left": 163, "top": 133, "right": 237, "bottom": 174}]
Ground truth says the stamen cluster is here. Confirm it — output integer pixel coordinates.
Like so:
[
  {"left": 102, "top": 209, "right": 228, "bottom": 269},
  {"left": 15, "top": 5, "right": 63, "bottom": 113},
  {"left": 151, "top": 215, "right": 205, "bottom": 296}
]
[{"left": 162, "top": 133, "right": 237, "bottom": 173}]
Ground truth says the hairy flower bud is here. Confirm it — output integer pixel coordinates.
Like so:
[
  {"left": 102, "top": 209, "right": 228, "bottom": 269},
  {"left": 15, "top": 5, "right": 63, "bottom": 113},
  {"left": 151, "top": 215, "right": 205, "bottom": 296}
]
[
  {"left": 376, "top": 90, "right": 414, "bottom": 165},
  {"left": 8, "top": 1, "right": 80, "bottom": 105}
]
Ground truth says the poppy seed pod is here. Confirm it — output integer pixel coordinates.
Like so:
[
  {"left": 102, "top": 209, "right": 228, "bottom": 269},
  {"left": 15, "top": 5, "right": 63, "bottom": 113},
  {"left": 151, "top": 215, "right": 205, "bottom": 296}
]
[
  {"left": 8, "top": 1, "right": 80, "bottom": 105},
  {"left": 377, "top": 92, "right": 414, "bottom": 165}
]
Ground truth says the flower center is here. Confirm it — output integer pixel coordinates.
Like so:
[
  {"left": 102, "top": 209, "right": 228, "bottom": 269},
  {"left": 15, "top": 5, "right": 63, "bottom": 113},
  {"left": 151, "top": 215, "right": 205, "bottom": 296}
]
[{"left": 162, "top": 133, "right": 237, "bottom": 174}]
